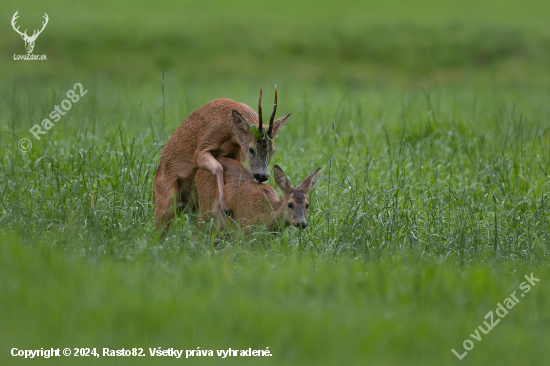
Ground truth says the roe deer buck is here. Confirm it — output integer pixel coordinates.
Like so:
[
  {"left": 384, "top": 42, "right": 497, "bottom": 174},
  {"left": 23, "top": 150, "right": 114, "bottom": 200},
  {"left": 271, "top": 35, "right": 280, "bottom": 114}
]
[
  {"left": 153, "top": 86, "right": 290, "bottom": 234},
  {"left": 195, "top": 157, "right": 321, "bottom": 232}
]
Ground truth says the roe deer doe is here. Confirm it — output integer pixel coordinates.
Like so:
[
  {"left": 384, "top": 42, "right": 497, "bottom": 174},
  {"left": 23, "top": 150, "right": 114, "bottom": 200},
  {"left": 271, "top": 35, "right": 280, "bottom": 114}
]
[
  {"left": 153, "top": 86, "right": 290, "bottom": 234},
  {"left": 195, "top": 157, "right": 321, "bottom": 232}
]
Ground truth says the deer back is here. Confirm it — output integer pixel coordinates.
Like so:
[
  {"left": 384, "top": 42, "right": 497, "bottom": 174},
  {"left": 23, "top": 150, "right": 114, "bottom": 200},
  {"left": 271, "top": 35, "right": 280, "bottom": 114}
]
[
  {"left": 195, "top": 157, "right": 281, "bottom": 227},
  {"left": 160, "top": 98, "right": 257, "bottom": 172}
]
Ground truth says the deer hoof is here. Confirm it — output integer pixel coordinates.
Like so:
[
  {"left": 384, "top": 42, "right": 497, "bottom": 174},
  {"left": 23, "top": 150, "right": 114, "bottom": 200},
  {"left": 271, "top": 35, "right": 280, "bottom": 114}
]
[
  {"left": 218, "top": 202, "right": 228, "bottom": 214},
  {"left": 220, "top": 209, "right": 230, "bottom": 218}
]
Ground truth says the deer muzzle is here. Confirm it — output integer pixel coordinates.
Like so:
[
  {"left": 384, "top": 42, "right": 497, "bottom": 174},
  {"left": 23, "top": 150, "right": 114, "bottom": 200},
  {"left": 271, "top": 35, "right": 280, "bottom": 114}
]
[{"left": 253, "top": 173, "right": 268, "bottom": 183}]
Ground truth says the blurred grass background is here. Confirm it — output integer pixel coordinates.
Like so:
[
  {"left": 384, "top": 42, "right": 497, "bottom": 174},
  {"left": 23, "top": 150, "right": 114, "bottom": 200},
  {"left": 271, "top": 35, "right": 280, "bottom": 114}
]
[
  {"left": 1, "top": 0, "right": 550, "bottom": 365},
  {"left": 3, "top": 0, "right": 550, "bottom": 85}
]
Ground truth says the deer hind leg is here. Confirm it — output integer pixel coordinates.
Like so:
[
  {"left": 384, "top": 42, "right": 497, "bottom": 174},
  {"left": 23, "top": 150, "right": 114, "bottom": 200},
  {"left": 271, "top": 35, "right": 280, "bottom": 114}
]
[
  {"left": 154, "top": 179, "right": 180, "bottom": 238},
  {"left": 175, "top": 179, "right": 197, "bottom": 215},
  {"left": 196, "top": 153, "right": 229, "bottom": 216}
]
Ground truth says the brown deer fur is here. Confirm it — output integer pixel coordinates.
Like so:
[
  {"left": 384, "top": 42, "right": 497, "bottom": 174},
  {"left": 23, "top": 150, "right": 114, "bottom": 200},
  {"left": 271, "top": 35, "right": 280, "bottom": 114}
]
[
  {"left": 153, "top": 90, "right": 290, "bottom": 233},
  {"left": 195, "top": 157, "right": 321, "bottom": 231}
]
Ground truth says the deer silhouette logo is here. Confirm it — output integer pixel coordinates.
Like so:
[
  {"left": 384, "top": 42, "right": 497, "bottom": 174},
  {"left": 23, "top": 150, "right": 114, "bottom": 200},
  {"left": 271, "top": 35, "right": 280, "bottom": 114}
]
[{"left": 11, "top": 11, "right": 49, "bottom": 54}]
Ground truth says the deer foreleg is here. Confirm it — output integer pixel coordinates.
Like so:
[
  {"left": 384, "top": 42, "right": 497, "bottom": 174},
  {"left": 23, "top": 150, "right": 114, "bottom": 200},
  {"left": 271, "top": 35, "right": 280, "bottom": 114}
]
[{"left": 196, "top": 153, "right": 229, "bottom": 215}]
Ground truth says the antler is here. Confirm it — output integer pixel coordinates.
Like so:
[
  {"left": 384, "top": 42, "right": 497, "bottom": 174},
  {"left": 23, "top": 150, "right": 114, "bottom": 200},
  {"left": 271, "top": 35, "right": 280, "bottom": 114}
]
[
  {"left": 29, "top": 13, "right": 48, "bottom": 40},
  {"left": 268, "top": 85, "right": 278, "bottom": 137},
  {"left": 258, "top": 85, "right": 263, "bottom": 133},
  {"left": 11, "top": 11, "right": 28, "bottom": 38}
]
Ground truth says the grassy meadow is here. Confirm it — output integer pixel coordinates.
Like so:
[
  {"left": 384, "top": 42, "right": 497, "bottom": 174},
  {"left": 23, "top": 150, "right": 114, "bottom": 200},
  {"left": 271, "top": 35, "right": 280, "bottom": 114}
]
[{"left": 1, "top": 0, "right": 550, "bottom": 365}]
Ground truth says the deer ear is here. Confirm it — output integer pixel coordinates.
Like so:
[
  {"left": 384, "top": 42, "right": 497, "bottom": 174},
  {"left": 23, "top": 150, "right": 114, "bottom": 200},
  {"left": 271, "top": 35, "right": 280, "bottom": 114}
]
[
  {"left": 232, "top": 110, "right": 250, "bottom": 134},
  {"left": 270, "top": 114, "right": 291, "bottom": 136},
  {"left": 297, "top": 167, "right": 321, "bottom": 194},
  {"left": 273, "top": 165, "right": 293, "bottom": 194}
]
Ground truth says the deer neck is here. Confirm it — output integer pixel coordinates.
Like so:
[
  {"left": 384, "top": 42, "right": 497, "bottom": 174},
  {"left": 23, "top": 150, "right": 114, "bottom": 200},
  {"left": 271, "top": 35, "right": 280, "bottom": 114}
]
[{"left": 266, "top": 196, "right": 287, "bottom": 231}]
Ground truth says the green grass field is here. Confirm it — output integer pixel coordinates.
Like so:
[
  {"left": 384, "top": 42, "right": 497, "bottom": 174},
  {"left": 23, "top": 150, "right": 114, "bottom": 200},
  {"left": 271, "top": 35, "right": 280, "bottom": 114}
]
[{"left": 1, "top": 0, "right": 550, "bottom": 365}]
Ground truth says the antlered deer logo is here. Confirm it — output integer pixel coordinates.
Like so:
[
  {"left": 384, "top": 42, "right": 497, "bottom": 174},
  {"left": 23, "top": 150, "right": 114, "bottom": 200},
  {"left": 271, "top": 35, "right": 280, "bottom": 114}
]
[{"left": 11, "top": 11, "right": 49, "bottom": 54}]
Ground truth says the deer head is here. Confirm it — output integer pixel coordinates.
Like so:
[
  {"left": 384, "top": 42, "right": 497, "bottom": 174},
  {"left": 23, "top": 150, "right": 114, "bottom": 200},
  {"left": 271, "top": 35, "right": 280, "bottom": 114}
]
[
  {"left": 273, "top": 165, "right": 321, "bottom": 229},
  {"left": 231, "top": 85, "right": 291, "bottom": 183},
  {"left": 12, "top": 11, "right": 49, "bottom": 54}
]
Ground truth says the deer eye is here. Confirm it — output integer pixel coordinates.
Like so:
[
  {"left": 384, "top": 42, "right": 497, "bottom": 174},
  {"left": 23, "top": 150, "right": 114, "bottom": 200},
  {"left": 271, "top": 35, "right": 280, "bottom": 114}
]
[
  {"left": 249, "top": 147, "right": 255, "bottom": 154},
  {"left": 306, "top": 203, "right": 309, "bottom": 209},
  {"left": 287, "top": 203, "right": 294, "bottom": 209}
]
